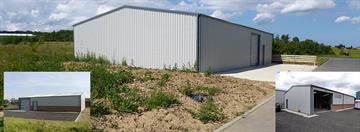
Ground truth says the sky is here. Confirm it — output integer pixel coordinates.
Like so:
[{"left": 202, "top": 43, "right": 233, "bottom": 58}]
[
  {"left": 4, "top": 72, "right": 90, "bottom": 100},
  {"left": 276, "top": 72, "right": 360, "bottom": 97},
  {"left": 0, "top": 0, "right": 359, "bottom": 47}
]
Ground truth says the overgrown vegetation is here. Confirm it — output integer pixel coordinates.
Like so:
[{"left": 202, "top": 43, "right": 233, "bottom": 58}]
[
  {"left": 4, "top": 117, "right": 90, "bottom": 132},
  {"left": 181, "top": 81, "right": 224, "bottom": 123},
  {"left": 158, "top": 73, "right": 171, "bottom": 87},
  {"left": 191, "top": 100, "right": 225, "bottom": 123},
  {"left": 181, "top": 81, "right": 222, "bottom": 98},
  {"left": 145, "top": 90, "right": 179, "bottom": 110}
]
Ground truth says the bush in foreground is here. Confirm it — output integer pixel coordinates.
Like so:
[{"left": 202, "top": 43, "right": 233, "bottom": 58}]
[{"left": 145, "top": 90, "right": 178, "bottom": 110}]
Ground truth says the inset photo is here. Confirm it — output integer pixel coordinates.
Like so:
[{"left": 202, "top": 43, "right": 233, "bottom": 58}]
[
  {"left": 3, "top": 72, "right": 90, "bottom": 131},
  {"left": 276, "top": 72, "right": 360, "bottom": 132}
]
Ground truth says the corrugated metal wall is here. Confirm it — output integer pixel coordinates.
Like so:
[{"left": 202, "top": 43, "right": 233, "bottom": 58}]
[
  {"left": 31, "top": 96, "right": 80, "bottom": 106},
  {"left": 285, "top": 85, "right": 313, "bottom": 115},
  {"left": 199, "top": 16, "right": 272, "bottom": 72},
  {"left": 74, "top": 8, "right": 198, "bottom": 69}
]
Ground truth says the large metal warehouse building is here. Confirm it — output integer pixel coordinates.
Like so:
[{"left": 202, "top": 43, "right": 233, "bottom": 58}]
[
  {"left": 73, "top": 5, "right": 273, "bottom": 72},
  {"left": 284, "top": 85, "right": 355, "bottom": 115},
  {"left": 19, "top": 93, "right": 85, "bottom": 112}
]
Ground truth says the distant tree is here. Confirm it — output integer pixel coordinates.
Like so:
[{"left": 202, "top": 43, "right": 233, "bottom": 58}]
[
  {"left": 292, "top": 37, "right": 300, "bottom": 43},
  {"left": 272, "top": 34, "right": 335, "bottom": 55},
  {"left": 335, "top": 44, "right": 346, "bottom": 49}
]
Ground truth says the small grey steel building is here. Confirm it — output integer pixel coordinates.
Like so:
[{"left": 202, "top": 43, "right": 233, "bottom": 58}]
[
  {"left": 276, "top": 89, "right": 286, "bottom": 108},
  {"left": 19, "top": 94, "right": 85, "bottom": 112},
  {"left": 284, "top": 85, "right": 355, "bottom": 115},
  {"left": 73, "top": 5, "right": 273, "bottom": 72}
]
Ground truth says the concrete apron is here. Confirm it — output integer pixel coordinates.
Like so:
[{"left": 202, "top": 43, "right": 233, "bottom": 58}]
[{"left": 214, "top": 95, "right": 275, "bottom": 132}]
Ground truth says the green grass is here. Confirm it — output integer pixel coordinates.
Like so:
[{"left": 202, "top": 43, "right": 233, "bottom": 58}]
[
  {"left": 191, "top": 100, "right": 225, "bottom": 123},
  {"left": 329, "top": 48, "right": 360, "bottom": 58},
  {"left": 181, "top": 81, "right": 222, "bottom": 97},
  {"left": 157, "top": 73, "right": 171, "bottom": 87},
  {"left": 316, "top": 56, "right": 329, "bottom": 65},
  {"left": 5, "top": 117, "right": 90, "bottom": 132},
  {"left": 145, "top": 90, "right": 178, "bottom": 110}
]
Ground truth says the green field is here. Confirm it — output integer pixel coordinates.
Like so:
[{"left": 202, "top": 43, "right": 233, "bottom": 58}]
[
  {"left": 330, "top": 48, "right": 360, "bottom": 58},
  {"left": 5, "top": 117, "right": 89, "bottom": 132}
]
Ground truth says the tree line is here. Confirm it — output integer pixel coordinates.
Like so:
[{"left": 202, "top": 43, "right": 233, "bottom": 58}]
[
  {"left": 0, "top": 30, "right": 73, "bottom": 45},
  {"left": 272, "top": 34, "right": 335, "bottom": 55}
]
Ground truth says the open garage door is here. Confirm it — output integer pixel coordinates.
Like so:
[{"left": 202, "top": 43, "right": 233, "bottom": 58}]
[{"left": 314, "top": 90, "right": 332, "bottom": 112}]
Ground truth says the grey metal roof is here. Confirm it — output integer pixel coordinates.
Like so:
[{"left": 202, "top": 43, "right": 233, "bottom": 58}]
[
  {"left": 286, "top": 84, "right": 355, "bottom": 98},
  {"left": 72, "top": 5, "right": 199, "bottom": 26},
  {"left": 72, "top": 5, "right": 272, "bottom": 35},
  {"left": 19, "top": 93, "right": 84, "bottom": 98}
]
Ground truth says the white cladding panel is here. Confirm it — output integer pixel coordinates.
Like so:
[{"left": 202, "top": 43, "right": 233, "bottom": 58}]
[
  {"left": 31, "top": 96, "right": 80, "bottom": 106},
  {"left": 332, "top": 93, "right": 344, "bottom": 104},
  {"left": 74, "top": 8, "right": 198, "bottom": 69},
  {"left": 285, "top": 85, "right": 312, "bottom": 115},
  {"left": 344, "top": 95, "right": 354, "bottom": 104},
  {"left": 199, "top": 16, "right": 272, "bottom": 72}
]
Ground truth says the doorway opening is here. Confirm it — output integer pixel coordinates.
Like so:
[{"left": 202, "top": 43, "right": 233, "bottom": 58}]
[{"left": 314, "top": 90, "right": 332, "bottom": 112}]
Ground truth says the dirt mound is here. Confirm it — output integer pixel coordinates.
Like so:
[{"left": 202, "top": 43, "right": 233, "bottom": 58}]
[{"left": 65, "top": 62, "right": 274, "bottom": 131}]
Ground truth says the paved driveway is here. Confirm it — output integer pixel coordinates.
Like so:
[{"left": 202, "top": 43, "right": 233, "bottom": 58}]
[
  {"left": 218, "top": 96, "right": 275, "bottom": 132},
  {"left": 315, "top": 58, "right": 360, "bottom": 71},
  {"left": 5, "top": 110, "right": 79, "bottom": 121},
  {"left": 220, "top": 64, "right": 316, "bottom": 82},
  {"left": 276, "top": 109, "right": 360, "bottom": 132}
]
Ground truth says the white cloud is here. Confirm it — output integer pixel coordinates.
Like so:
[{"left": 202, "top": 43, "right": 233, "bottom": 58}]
[
  {"left": 30, "top": 9, "right": 39, "bottom": 17},
  {"left": 253, "top": 12, "right": 275, "bottom": 24},
  {"left": 335, "top": 16, "right": 360, "bottom": 24},
  {"left": 253, "top": 0, "right": 336, "bottom": 24},
  {"left": 49, "top": 12, "right": 68, "bottom": 21},
  {"left": 0, "top": 0, "right": 338, "bottom": 30},
  {"left": 6, "top": 23, "right": 21, "bottom": 31},
  {"left": 280, "top": 0, "right": 335, "bottom": 14},
  {"left": 335, "top": 16, "right": 351, "bottom": 23},
  {"left": 96, "top": 5, "right": 115, "bottom": 15},
  {"left": 211, "top": 10, "right": 236, "bottom": 20},
  {"left": 347, "top": 0, "right": 360, "bottom": 10}
]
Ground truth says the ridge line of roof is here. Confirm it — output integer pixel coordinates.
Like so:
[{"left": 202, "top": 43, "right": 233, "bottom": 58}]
[
  {"left": 72, "top": 5, "right": 272, "bottom": 35},
  {"left": 73, "top": 5, "right": 199, "bottom": 27}
]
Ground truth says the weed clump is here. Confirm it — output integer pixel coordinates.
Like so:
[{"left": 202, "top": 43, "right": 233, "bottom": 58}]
[
  {"left": 205, "top": 66, "right": 212, "bottom": 77},
  {"left": 192, "top": 100, "right": 224, "bottom": 123},
  {"left": 145, "top": 90, "right": 178, "bottom": 110},
  {"left": 91, "top": 102, "right": 111, "bottom": 117},
  {"left": 111, "top": 86, "right": 143, "bottom": 113},
  {"left": 157, "top": 73, "right": 170, "bottom": 87}
]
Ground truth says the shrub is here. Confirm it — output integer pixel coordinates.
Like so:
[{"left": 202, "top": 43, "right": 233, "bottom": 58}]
[
  {"left": 91, "top": 102, "right": 111, "bottom": 117},
  {"left": 111, "top": 86, "right": 143, "bottom": 113},
  {"left": 121, "top": 58, "right": 127, "bottom": 66},
  {"left": 138, "top": 71, "right": 156, "bottom": 82},
  {"left": 157, "top": 73, "right": 170, "bottom": 87},
  {"left": 205, "top": 66, "right": 212, "bottom": 77},
  {"left": 192, "top": 100, "right": 224, "bottom": 123},
  {"left": 180, "top": 81, "right": 193, "bottom": 96},
  {"left": 145, "top": 90, "right": 178, "bottom": 110},
  {"left": 196, "top": 86, "right": 222, "bottom": 96}
]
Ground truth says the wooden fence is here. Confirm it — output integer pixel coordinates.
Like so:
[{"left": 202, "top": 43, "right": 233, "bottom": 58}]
[{"left": 272, "top": 55, "right": 317, "bottom": 65}]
